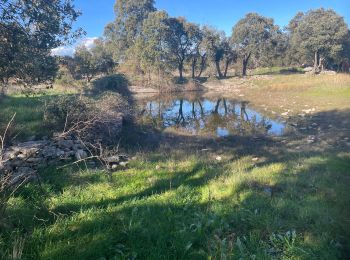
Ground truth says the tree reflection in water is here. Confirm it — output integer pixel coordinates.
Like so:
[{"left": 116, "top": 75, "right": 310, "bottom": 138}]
[{"left": 139, "top": 96, "right": 285, "bottom": 137}]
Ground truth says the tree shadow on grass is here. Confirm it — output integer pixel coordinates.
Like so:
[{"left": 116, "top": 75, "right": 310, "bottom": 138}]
[{"left": 27, "top": 154, "right": 350, "bottom": 259}]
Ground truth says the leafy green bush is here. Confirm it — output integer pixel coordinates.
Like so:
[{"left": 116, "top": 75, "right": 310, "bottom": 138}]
[{"left": 92, "top": 74, "right": 129, "bottom": 95}]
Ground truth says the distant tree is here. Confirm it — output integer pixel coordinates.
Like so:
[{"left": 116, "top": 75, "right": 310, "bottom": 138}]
[
  {"left": 196, "top": 33, "right": 209, "bottom": 78},
  {"left": 221, "top": 38, "right": 237, "bottom": 77},
  {"left": 202, "top": 26, "right": 226, "bottom": 78},
  {"left": 0, "top": 0, "right": 82, "bottom": 94},
  {"left": 104, "top": 0, "right": 156, "bottom": 61},
  {"left": 165, "top": 18, "right": 202, "bottom": 81},
  {"left": 132, "top": 11, "right": 171, "bottom": 81},
  {"left": 284, "top": 12, "right": 308, "bottom": 66},
  {"left": 91, "top": 39, "right": 116, "bottom": 75},
  {"left": 231, "top": 13, "right": 279, "bottom": 76},
  {"left": 288, "top": 8, "right": 349, "bottom": 73},
  {"left": 74, "top": 46, "right": 96, "bottom": 82}
]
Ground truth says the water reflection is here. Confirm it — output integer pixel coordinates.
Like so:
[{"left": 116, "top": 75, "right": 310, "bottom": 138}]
[{"left": 138, "top": 96, "right": 286, "bottom": 137}]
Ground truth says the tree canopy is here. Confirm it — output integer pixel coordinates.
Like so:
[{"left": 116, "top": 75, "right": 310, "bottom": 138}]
[
  {"left": 104, "top": 0, "right": 156, "bottom": 61},
  {"left": 0, "top": 0, "right": 82, "bottom": 93},
  {"left": 288, "top": 8, "right": 349, "bottom": 72},
  {"left": 231, "top": 13, "right": 279, "bottom": 76}
]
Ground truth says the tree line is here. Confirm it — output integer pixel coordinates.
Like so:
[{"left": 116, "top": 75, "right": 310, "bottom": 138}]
[
  {"left": 1, "top": 0, "right": 350, "bottom": 93},
  {"left": 101, "top": 0, "right": 349, "bottom": 80}
]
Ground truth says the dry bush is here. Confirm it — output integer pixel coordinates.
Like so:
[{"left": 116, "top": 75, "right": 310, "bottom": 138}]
[{"left": 44, "top": 93, "right": 130, "bottom": 147}]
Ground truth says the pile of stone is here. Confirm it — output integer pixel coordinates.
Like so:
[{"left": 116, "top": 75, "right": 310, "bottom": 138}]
[{"left": 0, "top": 136, "right": 88, "bottom": 184}]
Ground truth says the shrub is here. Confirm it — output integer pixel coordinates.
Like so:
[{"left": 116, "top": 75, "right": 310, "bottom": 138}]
[
  {"left": 91, "top": 74, "right": 129, "bottom": 96},
  {"left": 44, "top": 93, "right": 130, "bottom": 146}
]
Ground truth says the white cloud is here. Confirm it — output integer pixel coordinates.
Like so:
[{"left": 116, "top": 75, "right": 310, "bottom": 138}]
[
  {"left": 81, "top": 37, "right": 98, "bottom": 50},
  {"left": 51, "top": 46, "right": 75, "bottom": 56},
  {"left": 51, "top": 37, "right": 98, "bottom": 57}
]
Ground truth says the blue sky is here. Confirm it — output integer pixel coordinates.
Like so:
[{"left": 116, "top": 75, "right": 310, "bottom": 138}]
[{"left": 53, "top": 0, "right": 350, "bottom": 55}]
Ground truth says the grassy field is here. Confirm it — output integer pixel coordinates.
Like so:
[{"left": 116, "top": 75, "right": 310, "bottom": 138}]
[
  {"left": 2, "top": 148, "right": 350, "bottom": 259},
  {"left": 1, "top": 72, "right": 350, "bottom": 259}
]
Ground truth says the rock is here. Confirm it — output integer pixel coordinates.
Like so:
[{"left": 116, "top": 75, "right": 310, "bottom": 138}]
[
  {"left": 252, "top": 157, "right": 259, "bottom": 162},
  {"left": 215, "top": 156, "right": 222, "bottom": 161},
  {"left": 2, "top": 137, "right": 91, "bottom": 186},
  {"left": 56, "top": 149, "right": 65, "bottom": 157},
  {"left": 26, "top": 157, "right": 43, "bottom": 163},
  {"left": 17, "top": 153, "right": 27, "bottom": 160},
  {"left": 104, "top": 156, "right": 120, "bottom": 164},
  {"left": 119, "top": 161, "right": 128, "bottom": 167},
  {"left": 75, "top": 149, "right": 88, "bottom": 160},
  {"left": 320, "top": 70, "right": 336, "bottom": 75},
  {"left": 303, "top": 67, "right": 313, "bottom": 72},
  {"left": 72, "top": 144, "right": 83, "bottom": 151},
  {"left": 56, "top": 139, "right": 74, "bottom": 149},
  {"left": 2, "top": 150, "right": 18, "bottom": 160},
  {"left": 307, "top": 135, "right": 316, "bottom": 144}
]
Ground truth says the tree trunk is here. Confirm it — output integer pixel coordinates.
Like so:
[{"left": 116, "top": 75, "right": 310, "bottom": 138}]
[
  {"left": 215, "top": 61, "right": 223, "bottom": 78},
  {"left": 313, "top": 51, "right": 319, "bottom": 74},
  {"left": 242, "top": 60, "right": 248, "bottom": 77},
  {"left": 198, "top": 100, "right": 204, "bottom": 117},
  {"left": 242, "top": 53, "right": 251, "bottom": 77},
  {"left": 192, "top": 102, "right": 196, "bottom": 117},
  {"left": 223, "top": 98, "right": 228, "bottom": 115},
  {"left": 178, "top": 61, "right": 184, "bottom": 81},
  {"left": 224, "top": 60, "right": 230, "bottom": 78},
  {"left": 197, "top": 54, "right": 206, "bottom": 78},
  {"left": 191, "top": 58, "right": 197, "bottom": 79},
  {"left": 214, "top": 99, "right": 221, "bottom": 113},
  {"left": 318, "top": 56, "right": 325, "bottom": 72},
  {"left": 178, "top": 99, "right": 185, "bottom": 123}
]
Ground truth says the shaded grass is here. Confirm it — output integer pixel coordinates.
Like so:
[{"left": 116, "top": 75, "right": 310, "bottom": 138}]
[
  {"left": 252, "top": 67, "right": 304, "bottom": 76},
  {"left": 1, "top": 151, "right": 350, "bottom": 259}
]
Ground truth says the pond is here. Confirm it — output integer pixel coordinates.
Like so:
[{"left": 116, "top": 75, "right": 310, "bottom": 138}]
[{"left": 137, "top": 95, "right": 287, "bottom": 137}]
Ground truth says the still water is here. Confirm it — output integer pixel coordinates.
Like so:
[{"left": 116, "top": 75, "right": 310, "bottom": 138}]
[{"left": 138, "top": 96, "right": 286, "bottom": 137}]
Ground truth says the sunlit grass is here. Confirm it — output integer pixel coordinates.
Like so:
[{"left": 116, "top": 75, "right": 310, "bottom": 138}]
[
  {"left": 2, "top": 152, "right": 349, "bottom": 259},
  {"left": 252, "top": 73, "right": 350, "bottom": 93}
]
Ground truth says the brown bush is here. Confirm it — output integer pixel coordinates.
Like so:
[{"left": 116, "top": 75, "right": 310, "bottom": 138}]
[{"left": 44, "top": 93, "right": 131, "bottom": 146}]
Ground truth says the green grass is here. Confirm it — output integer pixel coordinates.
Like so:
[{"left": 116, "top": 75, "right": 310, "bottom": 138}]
[
  {"left": 1, "top": 151, "right": 349, "bottom": 259},
  {"left": 0, "top": 95, "right": 49, "bottom": 140},
  {"left": 0, "top": 92, "right": 77, "bottom": 141}
]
